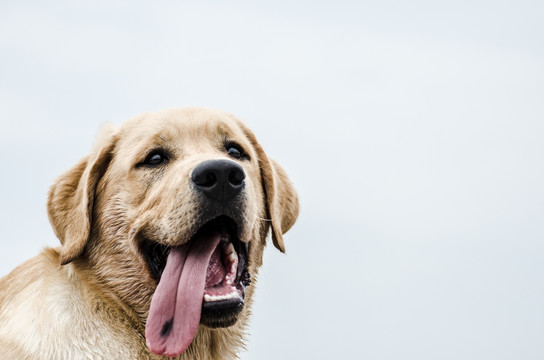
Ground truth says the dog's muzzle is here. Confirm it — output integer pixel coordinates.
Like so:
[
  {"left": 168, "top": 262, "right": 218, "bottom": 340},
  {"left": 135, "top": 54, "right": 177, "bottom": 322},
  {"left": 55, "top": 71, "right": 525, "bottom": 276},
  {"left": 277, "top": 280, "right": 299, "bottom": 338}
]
[{"left": 143, "top": 160, "right": 251, "bottom": 357}]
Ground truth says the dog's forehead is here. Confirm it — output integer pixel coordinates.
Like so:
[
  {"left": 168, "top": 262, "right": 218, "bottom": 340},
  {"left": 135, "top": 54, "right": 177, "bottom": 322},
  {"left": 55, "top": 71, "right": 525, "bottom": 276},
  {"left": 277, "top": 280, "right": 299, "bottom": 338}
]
[{"left": 117, "top": 108, "right": 249, "bottom": 152}]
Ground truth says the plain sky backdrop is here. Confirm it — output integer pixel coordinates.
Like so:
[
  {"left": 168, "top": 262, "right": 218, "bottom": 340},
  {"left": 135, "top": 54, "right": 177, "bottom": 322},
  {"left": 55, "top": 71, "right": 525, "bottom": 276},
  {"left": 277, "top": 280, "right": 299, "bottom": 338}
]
[{"left": 1, "top": 1, "right": 543, "bottom": 359}]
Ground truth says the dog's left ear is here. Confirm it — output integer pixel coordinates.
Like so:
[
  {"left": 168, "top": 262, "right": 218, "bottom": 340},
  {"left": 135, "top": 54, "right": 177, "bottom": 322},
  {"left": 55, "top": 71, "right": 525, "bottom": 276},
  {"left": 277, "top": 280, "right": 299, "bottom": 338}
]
[
  {"left": 47, "top": 125, "right": 117, "bottom": 265},
  {"left": 260, "top": 157, "right": 299, "bottom": 252},
  {"left": 238, "top": 122, "right": 299, "bottom": 252}
]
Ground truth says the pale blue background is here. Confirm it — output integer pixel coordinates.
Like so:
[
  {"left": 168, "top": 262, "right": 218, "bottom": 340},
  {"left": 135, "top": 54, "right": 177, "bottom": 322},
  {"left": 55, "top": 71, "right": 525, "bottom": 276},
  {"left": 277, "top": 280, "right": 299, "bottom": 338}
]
[{"left": 1, "top": 1, "right": 543, "bottom": 359}]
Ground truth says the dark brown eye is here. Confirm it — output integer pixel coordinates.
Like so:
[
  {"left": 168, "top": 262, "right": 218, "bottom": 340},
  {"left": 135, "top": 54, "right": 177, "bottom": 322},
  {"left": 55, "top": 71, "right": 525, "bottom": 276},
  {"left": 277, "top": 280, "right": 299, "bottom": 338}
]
[
  {"left": 139, "top": 149, "right": 169, "bottom": 167},
  {"left": 226, "top": 143, "right": 249, "bottom": 160}
]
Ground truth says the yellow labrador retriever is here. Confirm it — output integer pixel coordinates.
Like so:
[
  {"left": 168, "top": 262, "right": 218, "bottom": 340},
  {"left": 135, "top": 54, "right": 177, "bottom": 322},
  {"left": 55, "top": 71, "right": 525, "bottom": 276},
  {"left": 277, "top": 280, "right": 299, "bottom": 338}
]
[{"left": 0, "top": 108, "right": 299, "bottom": 359}]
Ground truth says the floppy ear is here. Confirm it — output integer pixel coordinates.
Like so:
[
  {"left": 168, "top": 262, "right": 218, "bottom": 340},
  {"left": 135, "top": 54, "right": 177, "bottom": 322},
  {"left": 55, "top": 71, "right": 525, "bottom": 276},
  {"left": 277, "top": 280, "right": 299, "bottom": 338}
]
[
  {"left": 47, "top": 127, "right": 116, "bottom": 265},
  {"left": 259, "top": 157, "right": 299, "bottom": 252},
  {"left": 237, "top": 122, "right": 299, "bottom": 252}
]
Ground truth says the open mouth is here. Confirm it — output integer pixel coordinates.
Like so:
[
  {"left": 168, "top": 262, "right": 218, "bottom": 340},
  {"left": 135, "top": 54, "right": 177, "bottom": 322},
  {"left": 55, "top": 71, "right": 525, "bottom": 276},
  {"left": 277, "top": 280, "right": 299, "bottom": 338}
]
[{"left": 140, "top": 216, "right": 250, "bottom": 357}]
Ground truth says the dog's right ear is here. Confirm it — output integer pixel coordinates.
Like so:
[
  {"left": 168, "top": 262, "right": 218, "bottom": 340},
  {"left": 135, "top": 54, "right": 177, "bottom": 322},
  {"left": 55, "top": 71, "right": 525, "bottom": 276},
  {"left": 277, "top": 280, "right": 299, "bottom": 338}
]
[{"left": 47, "top": 125, "right": 117, "bottom": 265}]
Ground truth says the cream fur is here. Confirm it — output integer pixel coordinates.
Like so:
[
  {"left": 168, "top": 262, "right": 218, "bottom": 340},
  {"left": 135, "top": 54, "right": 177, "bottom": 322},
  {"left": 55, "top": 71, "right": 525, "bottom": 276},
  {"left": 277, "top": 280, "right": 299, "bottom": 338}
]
[{"left": 0, "top": 108, "right": 299, "bottom": 359}]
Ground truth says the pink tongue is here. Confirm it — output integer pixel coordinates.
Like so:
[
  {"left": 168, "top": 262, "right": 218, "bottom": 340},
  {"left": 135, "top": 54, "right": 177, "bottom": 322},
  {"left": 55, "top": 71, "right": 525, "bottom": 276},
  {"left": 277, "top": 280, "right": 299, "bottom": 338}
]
[{"left": 145, "top": 231, "right": 221, "bottom": 356}]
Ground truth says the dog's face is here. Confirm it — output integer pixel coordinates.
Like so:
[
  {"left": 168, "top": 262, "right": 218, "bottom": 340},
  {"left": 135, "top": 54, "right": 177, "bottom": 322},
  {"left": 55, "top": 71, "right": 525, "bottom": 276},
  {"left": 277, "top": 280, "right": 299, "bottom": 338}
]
[{"left": 46, "top": 108, "right": 299, "bottom": 357}]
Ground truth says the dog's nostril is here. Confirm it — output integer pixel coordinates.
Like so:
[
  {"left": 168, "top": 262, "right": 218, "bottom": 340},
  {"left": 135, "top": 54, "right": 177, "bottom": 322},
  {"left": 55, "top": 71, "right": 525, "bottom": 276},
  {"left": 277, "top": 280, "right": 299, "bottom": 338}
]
[
  {"left": 192, "top": 168, "right": 217, "bottom": 188},
  {"left": 204, "top": 172, "right": 217, "bottom": 187},
  {"left": 228, "top": 168, "right": 245, "bottom": 186}
]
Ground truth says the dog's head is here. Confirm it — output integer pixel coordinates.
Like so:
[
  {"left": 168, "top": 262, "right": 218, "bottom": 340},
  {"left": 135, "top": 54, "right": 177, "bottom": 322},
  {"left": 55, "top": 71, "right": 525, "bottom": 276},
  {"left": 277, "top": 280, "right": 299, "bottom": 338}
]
[{"left": 47, "top": 108, "right": 299, "bottom": 357}]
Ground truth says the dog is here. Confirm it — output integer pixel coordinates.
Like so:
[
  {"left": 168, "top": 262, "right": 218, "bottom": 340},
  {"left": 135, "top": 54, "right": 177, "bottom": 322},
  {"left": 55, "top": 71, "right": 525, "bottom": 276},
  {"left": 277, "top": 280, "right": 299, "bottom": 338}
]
[{"left": 0, "top": 108, "right": 299, "bottom": 359}]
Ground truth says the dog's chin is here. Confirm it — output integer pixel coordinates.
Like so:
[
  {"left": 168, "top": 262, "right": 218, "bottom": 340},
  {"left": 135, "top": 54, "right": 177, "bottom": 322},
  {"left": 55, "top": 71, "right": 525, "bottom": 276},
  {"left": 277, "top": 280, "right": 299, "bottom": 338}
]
[
  {"left": 138, "top": 215, "right": 251, "bottom": 329},
  {"left": 201, "top": 298, "right": 245, "bottom": 328}
]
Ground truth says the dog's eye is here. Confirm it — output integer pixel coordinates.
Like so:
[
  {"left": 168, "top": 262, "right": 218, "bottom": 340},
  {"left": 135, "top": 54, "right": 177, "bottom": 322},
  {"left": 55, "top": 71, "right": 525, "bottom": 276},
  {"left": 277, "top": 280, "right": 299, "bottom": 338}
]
[
  {"left": 140, "top": 150, "right": 169, "bottom": 167},
  {"left": 226, "top": 143, "right": 249, "bottom": 160}
]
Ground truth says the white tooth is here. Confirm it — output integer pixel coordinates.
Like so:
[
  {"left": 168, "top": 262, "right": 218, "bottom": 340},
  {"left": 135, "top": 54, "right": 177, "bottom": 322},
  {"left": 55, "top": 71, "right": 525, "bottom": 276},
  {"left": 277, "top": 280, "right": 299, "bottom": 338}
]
[
  {"left": 226, "top": 272, "right": 235, "bottom": 284},
  {"left": 226, "top": 242, "right": 235, "bottom": 255},
  {"left": 219, "top": 242, "right": 238, "bottom": 286},
  {"left": 203, "top": 288, "right": 240, "bottom": 302}
]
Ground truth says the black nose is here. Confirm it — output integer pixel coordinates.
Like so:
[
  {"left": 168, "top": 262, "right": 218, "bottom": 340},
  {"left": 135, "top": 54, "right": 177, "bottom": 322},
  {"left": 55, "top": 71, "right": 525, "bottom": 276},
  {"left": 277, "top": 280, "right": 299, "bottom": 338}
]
[{"left": 191, "top": 160, "right": 246, "bottom": 202}]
